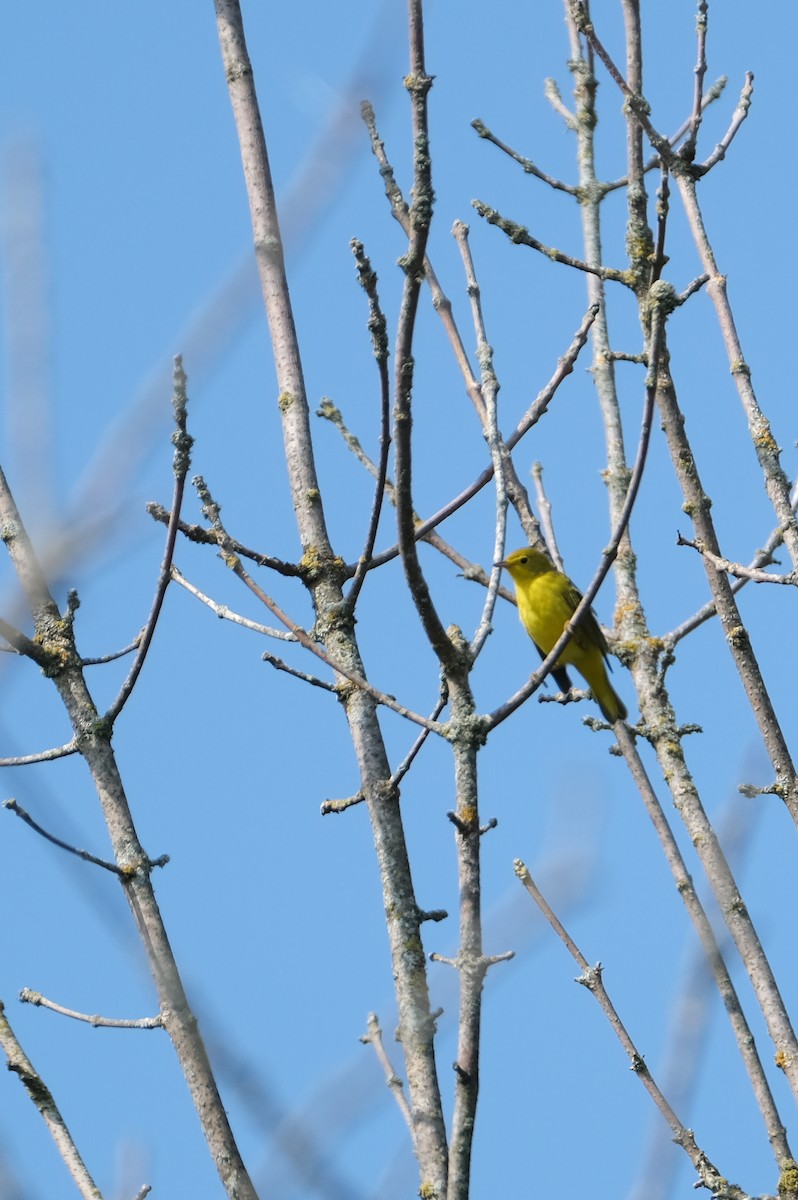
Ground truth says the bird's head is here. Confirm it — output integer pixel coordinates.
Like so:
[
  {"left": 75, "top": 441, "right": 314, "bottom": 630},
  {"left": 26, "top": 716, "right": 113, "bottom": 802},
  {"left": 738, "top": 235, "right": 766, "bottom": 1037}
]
[{"left": 496, "top": 547, "right": 554, "bottom": 582}]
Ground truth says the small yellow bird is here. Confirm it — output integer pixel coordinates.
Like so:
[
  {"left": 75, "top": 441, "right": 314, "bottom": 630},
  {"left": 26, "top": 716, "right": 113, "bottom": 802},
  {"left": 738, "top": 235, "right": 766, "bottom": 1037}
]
[{"left": 499, "top": 547, "right": 627, "bottom": 724}]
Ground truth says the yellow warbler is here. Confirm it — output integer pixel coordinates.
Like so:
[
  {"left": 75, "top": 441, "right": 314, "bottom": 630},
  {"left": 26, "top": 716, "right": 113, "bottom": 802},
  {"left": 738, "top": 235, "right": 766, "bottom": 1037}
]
[{"left": 499, "top": 547, "right": 627, "bottom": 724}]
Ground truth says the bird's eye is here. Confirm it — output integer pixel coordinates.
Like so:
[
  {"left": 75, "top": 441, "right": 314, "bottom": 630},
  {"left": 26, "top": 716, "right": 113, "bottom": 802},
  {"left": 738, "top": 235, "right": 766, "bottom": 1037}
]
[{"left": 520, "top": 556, "right": 528, "bottom": 564}]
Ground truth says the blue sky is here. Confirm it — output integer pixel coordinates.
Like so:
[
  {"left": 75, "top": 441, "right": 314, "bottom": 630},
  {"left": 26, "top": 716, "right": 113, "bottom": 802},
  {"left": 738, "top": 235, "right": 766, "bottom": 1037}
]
[{"left": 1, "top": 3, "right": 796, "bottom": 1198}]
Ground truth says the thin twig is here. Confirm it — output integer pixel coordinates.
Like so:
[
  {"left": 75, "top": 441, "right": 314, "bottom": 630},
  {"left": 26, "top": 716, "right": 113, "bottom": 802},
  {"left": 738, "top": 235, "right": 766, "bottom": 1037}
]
[
  {"left": 81, "top": 636, "right": 142, "bottom": 666},
  {"left": 472, "top": 201, "right": 631, "bottom": 284},
  {"left": 666, "top": 482, "right": 798, "bottom": 644},
  {"left": 0, "top": 740, "right": 78, "bottom": 767},
  {"left": 676, "top": 533, "right": 796, "bottom": 584},
  {"left": 171, "top": 565, "right": 298, "bottom": 641},
  {"left": 193, "top": 476, "right": 444, "bottom": 733},
  {"left": 392, "top": 16, "right": 459, "bottom": 676},
  {"left": 360, "top": 1013, "right": 414, "bottom": 1134},
  {"left": 19, "top": 989, "right": 164, "bottom": 1030},
  {"left": 603, "top": 75, "right": 728, "bottom": 194},
  {"left": 570, "top": 3, "right": 673, "bottom": 163},
  {"left": 148, "top": 503, "right": 305, "bottom": 576},
  {"left": 696, "top": 73, "right": 754, "bottom": 174},
  {"left": 262, "top": 652, "right": 337, "bottom": 692},
  {"left": 676, "top": 168, "right": 798, "bottom": 572},
  {"left": 450, "top": 220, "right": 507, "bottom": 660},
  {"left": 681, "top": 0, "right": 708, "bottom": 164},
  {"left": 470, "top": 119, "right": 578, "bottom": 195},
  {"left": 390, "top": 692, "right": 449, "bottom": 789},
  {"left": 3, "top": 798, "right": 170, "bottom": 874},
  {"left": 360, "top": 101, "right": 487, "bottom": 429},
  {"left": 105, "top": 357, "right": 192, "bottom": 725},
  {"left": 530, "top": 463, "right": 564, "bottom": 573},
  {"left": 346, "top": 240, "right": 391, "bottom": 609}
]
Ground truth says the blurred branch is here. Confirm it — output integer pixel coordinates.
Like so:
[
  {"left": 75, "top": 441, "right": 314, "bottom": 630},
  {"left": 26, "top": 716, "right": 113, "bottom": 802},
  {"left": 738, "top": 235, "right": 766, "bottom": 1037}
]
[{"left": 1, "top": 141, "right": 56, "bottom": 529}]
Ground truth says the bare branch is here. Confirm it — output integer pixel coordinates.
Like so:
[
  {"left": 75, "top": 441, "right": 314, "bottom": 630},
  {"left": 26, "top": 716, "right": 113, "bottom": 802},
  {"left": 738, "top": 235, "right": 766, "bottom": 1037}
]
[
  {"left": 675, "top": 169, "right": 798, "bottom": 571},
  {"left": 0, "top": 1001, "right": 105, "bottom": 1199},
  {"left": 696, "top": 72, "right": 754, "bottom": 174},
  {"left": 360, "top": 302, "right": 599, "bottom": 573},
  {"left": 613, "top": 720, "right": 793, "bottom": 1153},
  {"left": 514, "top": 859, "right": 753, "bottom": 1200},
  {"left": 392, "top": 14, "right": 458, "bottom": 677},
  {"left": 212, "top": 4, "right": 450, "bottom": 1178}
]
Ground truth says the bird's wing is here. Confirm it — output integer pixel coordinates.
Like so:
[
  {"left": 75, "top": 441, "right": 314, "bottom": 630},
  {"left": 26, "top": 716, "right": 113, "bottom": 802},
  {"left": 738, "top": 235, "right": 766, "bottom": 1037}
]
[{"left": 561, "top": 582, "right": 611, "bottom": 659}]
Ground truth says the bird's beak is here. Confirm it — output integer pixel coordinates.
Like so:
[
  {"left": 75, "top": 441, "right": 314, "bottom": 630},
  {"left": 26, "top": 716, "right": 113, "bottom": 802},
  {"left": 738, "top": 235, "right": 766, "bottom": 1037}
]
[{"left": 495, "top": 559, "right": 508, "bottom": 570}]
